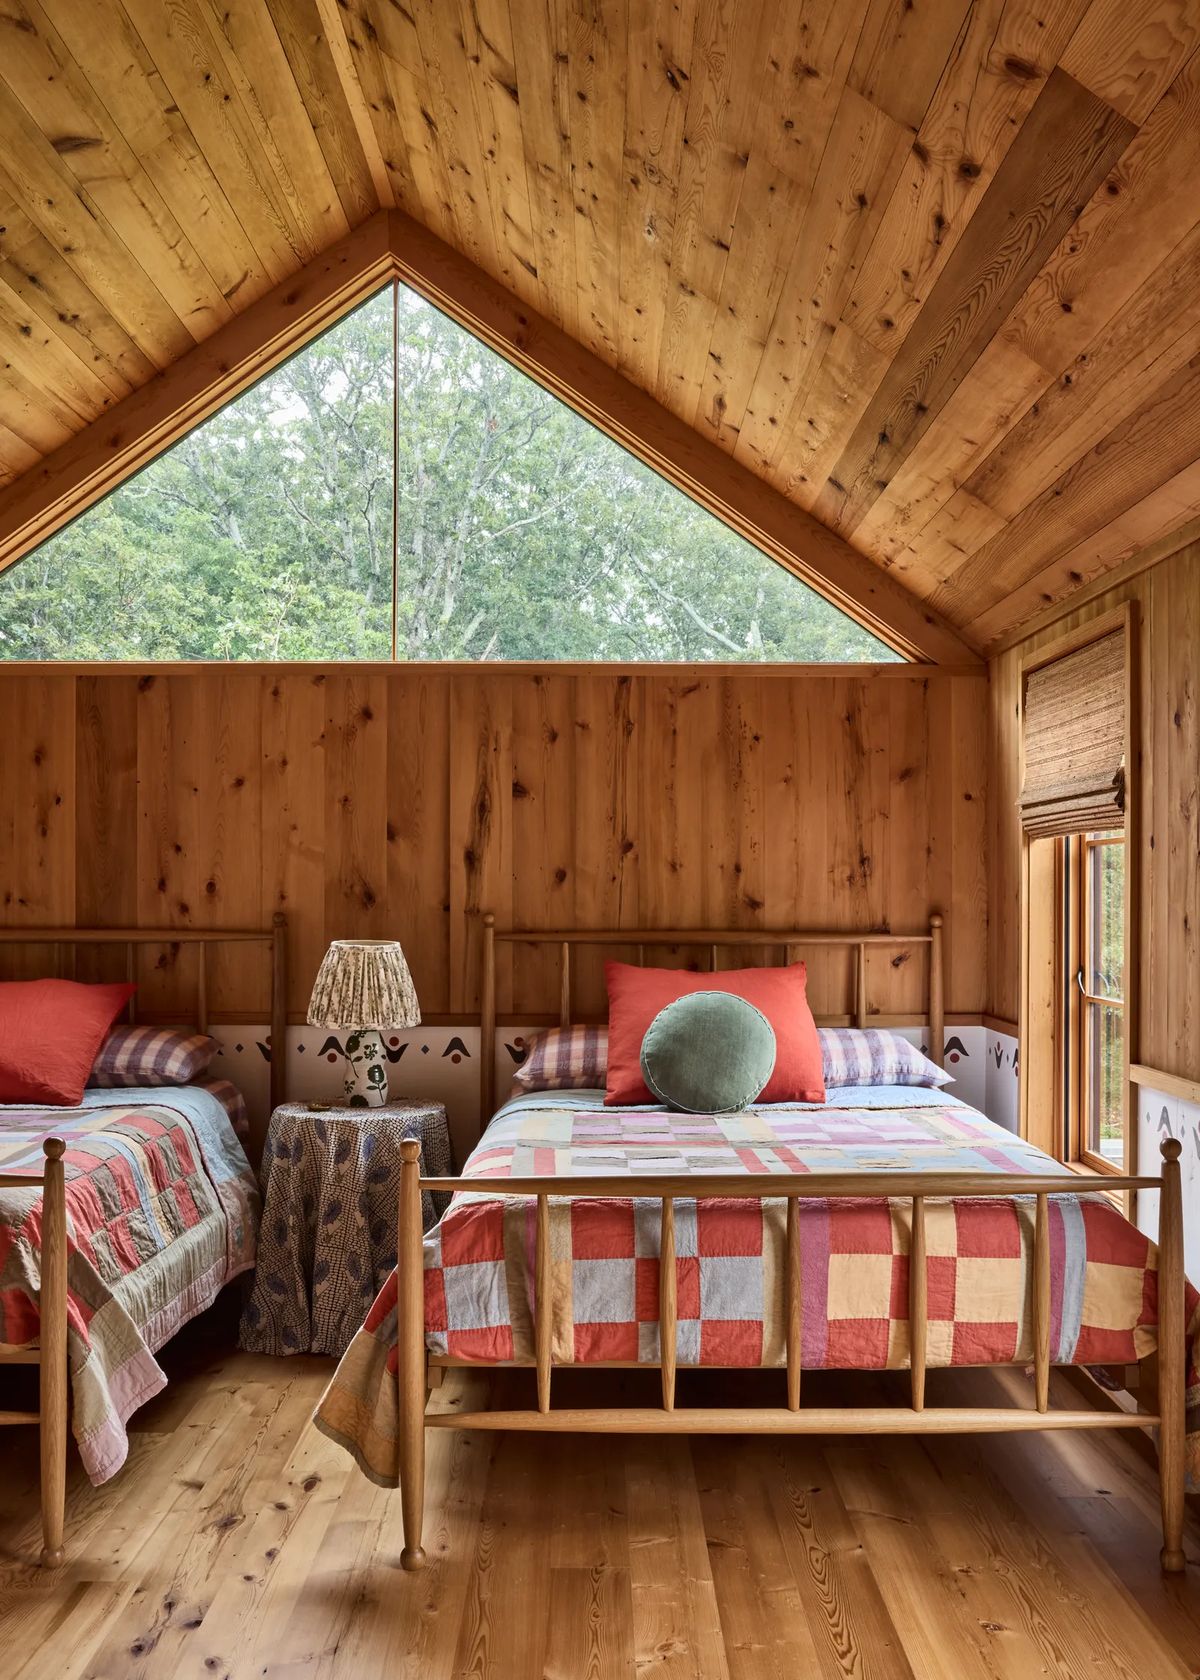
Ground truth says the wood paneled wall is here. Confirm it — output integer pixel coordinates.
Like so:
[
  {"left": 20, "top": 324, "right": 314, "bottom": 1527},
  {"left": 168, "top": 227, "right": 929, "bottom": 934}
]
[
  {"left": 0, "top": 664, "right": 987, "bottom": 1024},
  {"left": 988, "top": 541, "right": 1200, "bottom": 1081}
]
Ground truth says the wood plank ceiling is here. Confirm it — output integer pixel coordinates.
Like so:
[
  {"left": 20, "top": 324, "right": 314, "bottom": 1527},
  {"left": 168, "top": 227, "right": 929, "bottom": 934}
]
[{"left": 0, "top": 0, "right": 1197, "bottom": 651}]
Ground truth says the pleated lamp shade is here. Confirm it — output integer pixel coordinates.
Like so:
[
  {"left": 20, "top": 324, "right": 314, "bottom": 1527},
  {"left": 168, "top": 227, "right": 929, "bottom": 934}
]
[{"left": 307, "top": 940, "right": 421, "bottom": 1031}]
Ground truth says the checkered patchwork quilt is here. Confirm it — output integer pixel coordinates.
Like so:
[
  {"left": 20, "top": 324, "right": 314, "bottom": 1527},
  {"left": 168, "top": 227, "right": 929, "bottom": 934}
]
[
  {"left": 315, "top": 1091, "right": 1200, "bottom": 1488},
  {"left": 0, "top": 1089, "right": 258, "bottom": 1483}
]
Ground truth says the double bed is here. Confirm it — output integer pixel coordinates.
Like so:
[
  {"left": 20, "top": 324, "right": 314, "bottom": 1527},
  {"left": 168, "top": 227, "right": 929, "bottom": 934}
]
[
  {"left": 0, "top": 921, "right": 285, "bottom": 1566},
  {"left": 316, "top": 915, "right": 1198, "bottom": 1578}
]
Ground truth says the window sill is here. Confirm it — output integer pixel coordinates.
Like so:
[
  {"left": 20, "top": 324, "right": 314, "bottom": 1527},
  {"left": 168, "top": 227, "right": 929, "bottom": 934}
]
[{"left": 1062, "top": 1159, "right": 1125, "bottom": 1205}]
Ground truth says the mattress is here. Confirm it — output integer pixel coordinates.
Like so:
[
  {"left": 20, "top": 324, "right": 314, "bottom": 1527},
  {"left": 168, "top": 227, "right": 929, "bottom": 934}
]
[
  {"left": 0, "top": 1084, "right": 259, "bottom": 1482},
  {"left": 316, "top": 1086, "right": 1200, "bottom": 1487}
]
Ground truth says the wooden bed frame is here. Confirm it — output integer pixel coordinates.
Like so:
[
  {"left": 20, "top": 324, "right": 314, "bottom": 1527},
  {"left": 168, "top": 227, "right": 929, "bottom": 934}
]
[
  {"left": 0, "top": 917, "right": 287, "bottom": 1567},
  {"left": 394, "top": 914, "right": 1188, "bottom": 1577}
]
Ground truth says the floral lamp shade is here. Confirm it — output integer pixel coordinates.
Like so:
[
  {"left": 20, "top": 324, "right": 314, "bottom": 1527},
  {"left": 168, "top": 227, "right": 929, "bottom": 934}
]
[{"left": 307, "top": 940, "right": 420, "bottom": 1107}]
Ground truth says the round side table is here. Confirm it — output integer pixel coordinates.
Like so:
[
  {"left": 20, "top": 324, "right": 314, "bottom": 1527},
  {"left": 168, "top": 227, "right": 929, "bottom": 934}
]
[{"left": 239, "top": 1099, "right": 451, "bottom": 1357}]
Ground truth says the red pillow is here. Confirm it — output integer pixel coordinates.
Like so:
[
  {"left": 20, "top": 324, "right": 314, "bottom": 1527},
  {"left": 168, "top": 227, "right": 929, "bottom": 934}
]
[
  {"left": 604, "top": 961, "right": 825, "bottom": 1107},
  {"left": 0, "top": 980, "right": 137, "bottom": 1106}
]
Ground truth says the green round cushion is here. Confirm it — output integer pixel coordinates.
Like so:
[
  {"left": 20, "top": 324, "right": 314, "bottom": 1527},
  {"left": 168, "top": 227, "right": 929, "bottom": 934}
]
[{"left": 639, "top": 991, "right": 777, "bottom": 1114}]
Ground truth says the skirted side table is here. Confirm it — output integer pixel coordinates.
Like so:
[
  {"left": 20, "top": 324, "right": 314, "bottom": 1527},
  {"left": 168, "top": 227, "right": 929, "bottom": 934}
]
[{"left": 239, "top": 1099, "right": 452, "bottom": 1357}]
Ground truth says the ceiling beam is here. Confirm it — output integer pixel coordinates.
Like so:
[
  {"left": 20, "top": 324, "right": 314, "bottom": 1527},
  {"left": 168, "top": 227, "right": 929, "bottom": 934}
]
[{"left": 0, "top": 204, "right": 980, "bottom": 664}]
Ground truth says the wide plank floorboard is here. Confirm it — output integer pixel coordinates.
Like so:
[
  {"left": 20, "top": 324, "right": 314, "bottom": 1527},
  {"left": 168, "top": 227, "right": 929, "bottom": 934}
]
[{"left": 1, "top": 1313, "right": 1196, "bottom": 1679}]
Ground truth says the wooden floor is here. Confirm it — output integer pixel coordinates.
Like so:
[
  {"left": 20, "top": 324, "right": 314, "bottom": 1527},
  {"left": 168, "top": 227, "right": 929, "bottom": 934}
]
[{"left": 1, "top": 1307, "right": 1197, "bottom": 1680}]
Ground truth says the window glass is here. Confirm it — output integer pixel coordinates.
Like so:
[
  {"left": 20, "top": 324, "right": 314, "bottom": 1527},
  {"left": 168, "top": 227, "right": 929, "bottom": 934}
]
[
  {"left": 0, "top": 289, "right": 395, "bottom": 660},
  {"left": 1080, "top": 833, "right": 1125, "bottom": 1167},
  {"left": 0, "top": 282, "right": 901, "bottom": 664}
]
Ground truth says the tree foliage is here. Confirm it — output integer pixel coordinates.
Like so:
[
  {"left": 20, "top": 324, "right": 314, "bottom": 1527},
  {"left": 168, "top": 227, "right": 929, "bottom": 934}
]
[{"left": 0, "top": 286, "right": 896, "bottom": 663}]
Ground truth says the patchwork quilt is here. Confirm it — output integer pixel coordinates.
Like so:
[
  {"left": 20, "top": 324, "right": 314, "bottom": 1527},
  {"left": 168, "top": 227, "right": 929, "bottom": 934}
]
[
  {"left": 0, "top": 1087, "right": 258, "bottom": 1482},
  {"left": 315, "top": 1089, "right": 1200, "bottom": 1488}
]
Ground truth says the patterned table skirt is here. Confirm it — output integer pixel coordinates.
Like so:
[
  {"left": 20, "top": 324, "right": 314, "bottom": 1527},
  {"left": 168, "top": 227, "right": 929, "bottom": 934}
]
[{"left": 239, "top": 1100, "right": 452, "bottom": 1358}]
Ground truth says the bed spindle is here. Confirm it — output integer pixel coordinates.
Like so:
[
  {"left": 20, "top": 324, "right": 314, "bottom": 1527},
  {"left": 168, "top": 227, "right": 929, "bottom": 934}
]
[
  {"left": 559, "top": 943, "right": 571, "bottom": 1028},
  {"left": 660, "top": 1198, "right": 676, "bottom": 1411},
  {"left": 786, "top": 1196, "right": 802, "bottom": 1410},
  {"left": 855, "top": 944, "right": 867, "bottom": 1029},
  {"left": 536, "top": 1194, "right": 552, "bottom": 1413},
  {"left": 126, "top": 943, "right": 137, "bottom": 1023},
  {"left": 910, "top": 1195, "right": 927, "bottom": 1411},
  {"left": 1034, "top": 1192, "right": 1051, "bottom": 1412},
  {"left": 197, "top": 943, "right": 208, "bottom": 1034},
  {"left": 38, "top": 1138, "right": 67, "bottom": 1569}
]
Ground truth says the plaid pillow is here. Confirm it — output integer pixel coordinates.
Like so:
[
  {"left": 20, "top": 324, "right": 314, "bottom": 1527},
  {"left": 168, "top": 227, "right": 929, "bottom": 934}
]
[
  {"left": 819, "top": 1027, "right": 952, "bottom": 1089},
  {"left": 88, "top": 1025, "right": 217, "bottom": 1088},
  {"left": 513, "top": 1025, "right": 608, "bottom": 1093}
]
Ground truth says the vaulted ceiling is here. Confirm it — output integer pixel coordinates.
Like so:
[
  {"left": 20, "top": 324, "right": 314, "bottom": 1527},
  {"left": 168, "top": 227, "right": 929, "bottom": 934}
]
[{"left": 0, "top": 0, "right": 1197, "bottom": 652}]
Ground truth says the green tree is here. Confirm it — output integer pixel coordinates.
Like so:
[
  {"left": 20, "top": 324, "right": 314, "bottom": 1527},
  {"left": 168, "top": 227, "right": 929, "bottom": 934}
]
[{"left": 0, "top": 285, "right": 896, "bottom": 664}]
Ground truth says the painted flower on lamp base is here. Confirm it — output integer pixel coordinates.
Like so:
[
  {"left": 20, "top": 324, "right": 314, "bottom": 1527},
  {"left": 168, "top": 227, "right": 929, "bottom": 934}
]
[{"left": 343, "top": 1028, "right": 390, "bottom": 1107}]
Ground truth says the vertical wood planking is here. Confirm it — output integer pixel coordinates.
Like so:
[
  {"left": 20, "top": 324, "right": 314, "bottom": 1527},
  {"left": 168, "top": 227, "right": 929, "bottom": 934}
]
[
  {"left": 571, "top": 671, "right": 641, "bottom": 1012},
  {"left": 386, "top": 668, "right": 450, "bottom": 1013},
  {"left": 448, "top": 671, "right": 513, "bottom": 1015},
  {"left": 511, "top": 672, "right": 575, "bottom": 1013},
  {"left": 323, "top": 670, "right": 388, "bottom": 942},
  {"left": 0, "top": 665, "right": 988, "bottom": 1023},
  {"left": 134, "top": 673, "right": 198, "bottom": 1014},
  {"left": 261, "top": 670, "right": 327, "bottom": 1017},
  {"left": 0, "top": 673, "right": 75, "bottom": 977},
  {"left": 74, "top": 675, "right": 137, "bottom": 957}
]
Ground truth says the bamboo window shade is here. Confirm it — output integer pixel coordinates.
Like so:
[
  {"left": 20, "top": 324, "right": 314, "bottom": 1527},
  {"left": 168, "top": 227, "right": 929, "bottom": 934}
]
[{"left": 1020, "top": 629, "right": 1126, "bottom": 838}]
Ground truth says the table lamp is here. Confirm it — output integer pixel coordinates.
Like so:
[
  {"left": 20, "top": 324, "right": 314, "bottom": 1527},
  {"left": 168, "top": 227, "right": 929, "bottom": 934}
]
[{"left": 307, "top": 939, "right": 420, "bottom": 1107}]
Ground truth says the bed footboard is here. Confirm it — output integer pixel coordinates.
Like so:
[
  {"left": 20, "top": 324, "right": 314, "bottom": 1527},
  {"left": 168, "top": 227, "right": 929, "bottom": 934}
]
[{"left": 396, "top": 1141, "right": 1187, "bottom": 1574}]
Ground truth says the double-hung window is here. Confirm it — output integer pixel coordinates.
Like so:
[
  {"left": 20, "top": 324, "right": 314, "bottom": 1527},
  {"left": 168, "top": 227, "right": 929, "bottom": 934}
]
[{"left": 1020, "top": 617, "right": 1131, "bottom": 1173}]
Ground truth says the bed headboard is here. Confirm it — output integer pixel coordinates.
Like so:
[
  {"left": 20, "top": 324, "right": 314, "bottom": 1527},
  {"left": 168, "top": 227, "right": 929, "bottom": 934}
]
[
  {"left": 0, "top": 914, "right": 288, "bottom": 1123},
  {"left": 478, "top": 914, "right": 944, "bottom": 1124}
]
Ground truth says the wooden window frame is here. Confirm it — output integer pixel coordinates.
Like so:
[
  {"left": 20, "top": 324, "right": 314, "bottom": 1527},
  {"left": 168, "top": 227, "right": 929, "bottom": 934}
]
[
  {"left": 0, "top": 210, "right": 979, "bottom": 669},
  {"left": 1018, "top": 602, "right": 1138, "bottom": 1200},
  {"left": 1063, "top": 832, "right": 1127, "bottom": 1175}
]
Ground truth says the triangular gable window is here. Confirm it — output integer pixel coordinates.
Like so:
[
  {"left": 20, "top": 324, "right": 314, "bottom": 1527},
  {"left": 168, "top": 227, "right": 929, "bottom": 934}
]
[{"left": 0, "top": 283, "right": 900, "bottom": 662}]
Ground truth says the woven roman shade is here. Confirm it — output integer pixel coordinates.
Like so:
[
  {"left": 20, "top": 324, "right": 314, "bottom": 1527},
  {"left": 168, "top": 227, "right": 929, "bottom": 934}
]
[{"left": 1020, "top": 629, "right": 1126, "bottom": 838}]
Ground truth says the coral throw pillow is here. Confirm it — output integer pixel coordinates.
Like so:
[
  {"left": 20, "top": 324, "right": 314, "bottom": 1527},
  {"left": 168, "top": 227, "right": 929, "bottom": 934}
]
[
  {"left": 0, "top": 979, "right": 137, "bottom": 1106},
  {"left": 604, "top": 960, "right": 824, "bottom": 1107}
]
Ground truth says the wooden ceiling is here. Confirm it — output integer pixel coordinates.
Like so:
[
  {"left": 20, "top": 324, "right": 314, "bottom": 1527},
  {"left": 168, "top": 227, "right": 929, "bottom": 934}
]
[{"left": 0, "top": 0, "right": 1198, "bottom": 652}]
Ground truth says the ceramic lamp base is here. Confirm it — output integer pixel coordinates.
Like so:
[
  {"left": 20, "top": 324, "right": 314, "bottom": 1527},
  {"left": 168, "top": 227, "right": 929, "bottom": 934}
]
[{"left": 343, "top": 1028, "right": 389, "bottom": 1107}]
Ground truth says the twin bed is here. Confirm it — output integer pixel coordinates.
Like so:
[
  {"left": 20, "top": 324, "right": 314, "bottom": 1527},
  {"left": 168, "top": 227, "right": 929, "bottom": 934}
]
[
  {"left": 0, "top": 923, "right": 285, "bottom": 1565},
  {"left": 316, "top": 915, "right": 1197, "bottom": 1577}
]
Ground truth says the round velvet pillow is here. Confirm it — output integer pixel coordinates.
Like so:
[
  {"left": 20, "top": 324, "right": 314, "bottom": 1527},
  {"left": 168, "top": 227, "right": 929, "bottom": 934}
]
[{"left": 639, "top": 991, "right": 777, "bottom": 1114}]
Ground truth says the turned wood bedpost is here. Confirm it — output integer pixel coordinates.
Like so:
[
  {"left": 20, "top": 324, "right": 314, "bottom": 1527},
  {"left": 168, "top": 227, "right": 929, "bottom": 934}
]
[
  {"left": 398, "top": 1139, "right": 427, "bottom": 1571},
  {"left": 928, "top": 913, "right": 945, "bottom": 1066},
  {"left": 481, "top": 913, "right": 496, "bottom": 1130},
  {"left": 1157, "top": 1136, "right": 1186, "bottom": 1573},
  {"left": 39, "top": 1137, "right": 67, "bottom": 1569}
]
